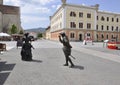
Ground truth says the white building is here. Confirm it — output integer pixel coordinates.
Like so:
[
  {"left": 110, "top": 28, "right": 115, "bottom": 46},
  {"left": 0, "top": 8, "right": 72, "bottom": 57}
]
[{"left": 50, "top": 0, "right": 120, "bottom": 42}]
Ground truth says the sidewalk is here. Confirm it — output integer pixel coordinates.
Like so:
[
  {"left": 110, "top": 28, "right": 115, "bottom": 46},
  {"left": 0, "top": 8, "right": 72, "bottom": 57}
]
[
  {"left": 70, "top": 41, "right": 120, "bottom": 63},
  {"left": 0, "top": 41, "right": 16, "bottom": 51}
]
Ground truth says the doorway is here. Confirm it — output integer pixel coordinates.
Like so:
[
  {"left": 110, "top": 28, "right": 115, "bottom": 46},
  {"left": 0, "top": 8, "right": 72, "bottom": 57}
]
[{"left": 79, "top": 34, "right": 82, "bottom": 41}]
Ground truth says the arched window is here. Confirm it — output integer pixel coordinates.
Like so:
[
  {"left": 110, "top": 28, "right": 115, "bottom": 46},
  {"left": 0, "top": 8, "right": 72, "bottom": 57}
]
[
  {"left": 70, "top": 33, "right": 75, "bottom": 38},
  {"left": 96, "top": 34, "right": 98, "bottom": 39},
  {"left": 111, "top": 35, "right": 114, "bottom": 39},
  {"left": 101, "top": 25, "right": 104, "bottom": 30},
  {"left": 70, "top": 12, "right": 72, "bottom": 16},
  {"left": 112, "top": 26, "right": 114, "bottom": 31},
  {"left": 87, "top": 33, "right": 91, "bottom": 37},
  {"left": 101, "top": 34, "right": 104, "bottom": 38},
  {"left": 96, "top": 25, "right": 98, "bottom": 30},
  {"left": 101, "top": 16, "right": 105, "bottom": 21},
  {"left": 116, "top": 18, "right": 119, "bottom": 22},
  {"left": 106, "top": 34, "right": 109, "bottom": 39},
  {"left": 107, "top": 26, "right": 109, "bottom": 31},
  {"left": 70, "top": 11, "right": 76, "bottom": 17},
  {"left": 70, "top": 22, "right": 76, "bottom": 28},
  {"left": 116, "top": 27, "right": 118, "bottom": 31}
]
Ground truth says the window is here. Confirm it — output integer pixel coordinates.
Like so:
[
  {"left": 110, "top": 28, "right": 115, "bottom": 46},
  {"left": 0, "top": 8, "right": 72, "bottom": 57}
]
[
  {"left": 79, "top": 12, "right": 83, "bottom": 17},
  {"left": 101, "top": 16, "right": 105, "bottom": 21},
  {"left": 107, "top": 17, "right": 109, "bottom": 21},
  {"left": 70, "top": 11, "right": 76, "bottom": 17},
  {"left": 87, "top": 23, "right": 91, "bottom": 29},
  {"left": 106, "top": 34, "right": 109, "bottom": 39},
  {"left": 116, "top": 27, "right": 118, "bottom": 31},
  {"left": 97, "top": 16, "right": 98, "bottom": 20},
  {"left": 70, "top": 22, "right": 76, "bottom": 28},
  {"left": 96, "top": 25, "right": 98, "bottom": 30},
  {"left": 70, "top": 12, "right": 72, "bottom": 16},
  {"left": 96, "top": 34, "right": 98, "bottom": 39},
  {"left": 70, "top": 33, "right": 75, "bottom": 38},
  {"left": 79, "top": 23, "right": 83, "bottom": 28},
  {"left": 101, "top": 34, "right": 104, "bottom": 38},
  {"left": 87, "top": 33, "right": 91, "bottom": 37},
  {"left": 111, "top": 35, "right": 114, "bottom": 39},
  {"left": 87, "top": 13, "right": 91, "bottom": 18},
  {"left": 116, "top": 18, "right": 119, "bottom": 22},
  {"left": 112, "top": 18, "right": 114, "bottom": 22},
  {"left": 107, "top": 26, "right": 109, "bottom": 31},
  {"left": 112, "top": 26, "right": 114, "bottom": 31},
  {"left": 101, "top": 25, "right": 104, "bottom": 30}
]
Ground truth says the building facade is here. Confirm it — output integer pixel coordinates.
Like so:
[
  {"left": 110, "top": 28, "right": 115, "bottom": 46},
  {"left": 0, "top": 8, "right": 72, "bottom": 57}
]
[
  {"left": 45, "top": 26, "right": 51, "bottom": 40},
  {"left": 50, "top": 0, "right": 120, "bottom": 41},
  {"left": 0, "top": 0, "right": 22, "bottom": 33}
]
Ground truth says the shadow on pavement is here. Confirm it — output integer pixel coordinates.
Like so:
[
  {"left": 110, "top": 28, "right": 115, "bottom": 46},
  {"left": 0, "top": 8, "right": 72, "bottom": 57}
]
[
  {"left": 0, "top": 61, "right": 16, "bottom": 85},
  {"left": 70, "top": 65, "right": 84, "bottom": 70},
  {"left": 30, "top": 59, "right": 43, "bottom": 63}
]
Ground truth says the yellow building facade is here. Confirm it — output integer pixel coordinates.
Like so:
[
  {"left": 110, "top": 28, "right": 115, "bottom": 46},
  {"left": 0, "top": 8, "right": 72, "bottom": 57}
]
[{"left": 50, "top": 2, "right": 120, "bottom": 41}]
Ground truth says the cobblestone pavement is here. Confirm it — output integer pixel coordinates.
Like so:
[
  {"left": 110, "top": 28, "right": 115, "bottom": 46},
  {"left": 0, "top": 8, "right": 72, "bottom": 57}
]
[{"left": 0, "top": 40, "right": 120, "bottom": 85}]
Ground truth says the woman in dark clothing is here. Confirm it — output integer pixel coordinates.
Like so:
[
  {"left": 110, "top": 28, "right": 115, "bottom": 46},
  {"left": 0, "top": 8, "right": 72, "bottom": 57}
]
[
  {"left": 21, "top": 33, "right": 34, "bottom": 61},
  {"left": 21, "top": 41, "right": 34, "bottom": 61}
]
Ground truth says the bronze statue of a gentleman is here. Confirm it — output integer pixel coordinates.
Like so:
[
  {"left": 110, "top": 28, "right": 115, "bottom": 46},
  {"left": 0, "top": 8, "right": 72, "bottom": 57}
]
[{"left": 59, "top": 32, "right": 74, "bottom": 68}]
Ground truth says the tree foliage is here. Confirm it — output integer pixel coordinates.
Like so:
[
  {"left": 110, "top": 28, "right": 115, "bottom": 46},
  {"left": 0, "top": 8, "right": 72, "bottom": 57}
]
[
  {"left": 19, "top": 30, "right": 24, "bottom": 34},
  {"left": 10, "top": 24, "right": 18, "bottom": 34},
  {"left": 37, "top": 33, "right": 43, "bottom": 38}
]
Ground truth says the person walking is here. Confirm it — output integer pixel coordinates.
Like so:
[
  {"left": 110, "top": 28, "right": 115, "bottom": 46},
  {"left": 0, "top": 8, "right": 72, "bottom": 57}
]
[{"left": 59, "top": 32, "right": 74, "bottom": 68}]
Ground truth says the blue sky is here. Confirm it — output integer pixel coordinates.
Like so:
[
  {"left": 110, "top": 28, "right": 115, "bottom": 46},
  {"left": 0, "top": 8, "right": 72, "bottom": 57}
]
[{"left": 4, "top": 0, "right": 120, "bottom": 29}]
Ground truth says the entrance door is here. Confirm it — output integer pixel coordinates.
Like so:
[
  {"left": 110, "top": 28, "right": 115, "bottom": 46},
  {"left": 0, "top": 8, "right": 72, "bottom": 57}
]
[{"left": 79, "top": 34, "right": 82, "bottom": 41}]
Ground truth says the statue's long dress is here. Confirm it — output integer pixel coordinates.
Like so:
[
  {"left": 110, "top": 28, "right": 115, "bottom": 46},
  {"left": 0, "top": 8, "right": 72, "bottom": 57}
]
[{"left": 21, "top": 43, "right": 32, "bottom": 61}]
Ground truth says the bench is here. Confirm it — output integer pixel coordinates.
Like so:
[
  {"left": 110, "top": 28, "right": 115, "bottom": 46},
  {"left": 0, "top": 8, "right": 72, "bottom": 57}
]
[{"left": 0, "top": 43, "right": 6, "bottom": 53}]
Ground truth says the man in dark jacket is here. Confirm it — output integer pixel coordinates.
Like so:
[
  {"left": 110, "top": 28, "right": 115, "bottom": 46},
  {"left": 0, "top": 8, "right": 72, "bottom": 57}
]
[{"left": 59, "top": 32, "right": 74, "bottom": 68}]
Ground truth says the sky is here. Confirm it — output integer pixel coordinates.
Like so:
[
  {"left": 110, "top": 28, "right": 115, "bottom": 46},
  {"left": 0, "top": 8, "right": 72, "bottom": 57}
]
[{"left": 4, "top": 0, "right": 120, "bottom": 29}]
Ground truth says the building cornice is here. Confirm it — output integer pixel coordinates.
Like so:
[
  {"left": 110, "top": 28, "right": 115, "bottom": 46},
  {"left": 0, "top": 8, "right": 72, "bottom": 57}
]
[
  {"left": 98, "top": 10, "right": 120, "bottom": 16},
  {"left": 65, "top": 3, "right": 98, "bottom": 10},
  {"left": 51, "top": 3, "right": 99, "bottom": 20}
]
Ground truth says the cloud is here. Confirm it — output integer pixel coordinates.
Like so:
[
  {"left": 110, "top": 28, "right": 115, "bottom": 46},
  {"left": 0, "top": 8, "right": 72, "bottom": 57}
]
[
  {"left": 4, "top": 0, "right": 21, "bottom": 6},
  {"left": 31, "top": 0, "right": 55, "bottom": 5},
  {"left": 21, "top": 15, "right": 49, "bottom": 28},
  {"left": 56, "top": 4, "right": 61, "bottom": 9},
  {"left": 4, "top": 0, "right": 52, "bottom": 14},
  {"left": 4, "top": 0, "right": 58, "bottom": 28},
  {"left": 21, "top": 15, "right": 48, "bottom": 23},
  {"left": 51, "top": 5, "right": 56, "bottom": 8},
  {"left": 51, "top": 4, "right": 61, "bottom": 10},
  {"left": 4, "top": 0, "right": 56, "bottom": 6},
  {"left": 21, "top": 4, "right": 51, "bottom": 14},
  {"left": 36, "top": 7, "right": 50, "bottom": 13}
]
